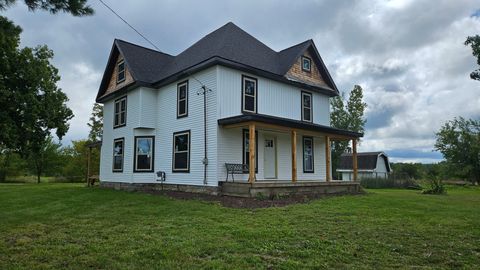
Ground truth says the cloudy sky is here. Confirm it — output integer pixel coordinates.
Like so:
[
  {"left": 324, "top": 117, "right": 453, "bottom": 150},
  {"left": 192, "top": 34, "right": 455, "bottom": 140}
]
[{"left": 3, "top": 0, "right": 480, "bottom": 163}]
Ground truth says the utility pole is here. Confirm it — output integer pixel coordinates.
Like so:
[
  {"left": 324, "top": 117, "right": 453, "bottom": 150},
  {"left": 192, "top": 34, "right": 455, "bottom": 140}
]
[{"left": 197, "top": 85, "right": 212, "bottom": 185}]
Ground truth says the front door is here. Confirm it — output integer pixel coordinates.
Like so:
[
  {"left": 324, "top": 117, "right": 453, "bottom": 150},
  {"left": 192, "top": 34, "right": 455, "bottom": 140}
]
[{"left": 264, "top": 137, "right": 277, "bottom": 179}]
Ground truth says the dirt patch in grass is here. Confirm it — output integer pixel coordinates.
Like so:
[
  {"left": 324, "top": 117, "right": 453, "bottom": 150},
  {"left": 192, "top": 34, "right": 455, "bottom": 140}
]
[{"left": 145, "top": 190, "right": 364, "bottom": 208}]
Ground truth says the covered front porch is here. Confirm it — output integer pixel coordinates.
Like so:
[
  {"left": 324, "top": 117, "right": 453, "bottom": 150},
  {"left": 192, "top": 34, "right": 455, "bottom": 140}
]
[{"left": 217, "top": 114, "right": 363, "bottom": 197}]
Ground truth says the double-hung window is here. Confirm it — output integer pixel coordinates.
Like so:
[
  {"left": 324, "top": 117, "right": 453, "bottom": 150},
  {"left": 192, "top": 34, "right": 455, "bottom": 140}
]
[
  {"left": 173, "top": 130, "right": 190, "bottom": 172},
  {"left": 242, "top": 129, "right": 258, "bottom": 172},
  {"left": 134, "top": 136, "right": 154, "bottom": 172},
  {"left": 112, "top": 138, "right": 124, "bottom": 172},
  {"left": 301, "top": 91, "right": 313, "bottom": 122},
  {"left": 177, "top": 80, "right": 188, "bottom": 118},
  {"left": 114, "top": 96, "right": 127, "bottom": 128},
  {"left": 303, "top": 136, "right": 314, "bottom": 173},
  {"left": 117, "top": 60, "right": 126, "bottom": 83},
  {"left": 242, "top": 75, "right": 257, "bottom": 113}
]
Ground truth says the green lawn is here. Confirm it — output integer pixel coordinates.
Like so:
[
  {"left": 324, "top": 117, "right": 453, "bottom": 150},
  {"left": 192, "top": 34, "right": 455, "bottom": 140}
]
[{"left": 0, "top": 184, "right": 479, "bottom": 269}]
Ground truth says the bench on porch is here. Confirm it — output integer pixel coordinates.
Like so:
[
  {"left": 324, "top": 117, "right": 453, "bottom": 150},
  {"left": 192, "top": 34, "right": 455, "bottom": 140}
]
[{"left": 225, "top": 163, "right": 249, "bottom": 182}]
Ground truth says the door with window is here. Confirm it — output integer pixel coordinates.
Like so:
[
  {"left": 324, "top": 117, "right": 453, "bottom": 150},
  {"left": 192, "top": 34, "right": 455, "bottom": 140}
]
[{"left": 263, "top": 136, "right": 277, "bottom": 179}]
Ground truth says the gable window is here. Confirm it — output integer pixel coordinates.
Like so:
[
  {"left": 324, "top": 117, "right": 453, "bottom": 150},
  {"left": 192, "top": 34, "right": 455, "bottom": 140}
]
[
  {"left": 177, "top": 80, "right": 188, "bottom": 118},
  {"left": 242, "top": 75, "right": 257, "bottom": 113},
  {"left": 117, "top": 60, "right": 126, "bottom": 83},
  {"left": 134, "top": 136, "right": 154, "bottom": 172},
  {"left": 112, "top": 138, "right": 124, "bottom": 172},
  {"left": 303, "top": 136, "right": 314, "bottom": 173},
  {"left": 301, "top": 56, "right": 311, "bottom": 72},
  {"left": 173, "top": 130, "right": 190, "bottom": 172},
  {"left": 301, "top": 91, "right": 313, "bottom": 122},
  {"left": 114, "top": 96, "right": 127, "bottom": 128},
  {"left": 242, "top": 129, "right": 258, "bottom": 173}
]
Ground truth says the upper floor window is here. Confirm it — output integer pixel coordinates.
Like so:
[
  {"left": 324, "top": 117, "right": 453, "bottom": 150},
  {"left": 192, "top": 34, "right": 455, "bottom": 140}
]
[
  {"left": 117, "top": 60, "right": 126, "bottom": 83},
  {"left": 303, "top": 136, "right": 314, "bottom": 173},
  {"left": 242, "top": 75, "right": 257, "bottom": 113},
  {"left": 173, "top": 130, "right": 190, "bottom": 172},
  {"left": 134, "top": 136, "right": 154, "bottom": 172},
  {"left": 177, "top": 80, "right": 188, "bottom": 118},
  {"left": 113, "top": 138, "right": 124, "bottom": 172},
  {"left": 114, "top": 96, "right": 127, "bottom": 128},
  {"left": 301, "top": 56, "right": 311, "bottom": 72},
  {"left": 301, "top": 91, "right": 312, "bottom": 122}
]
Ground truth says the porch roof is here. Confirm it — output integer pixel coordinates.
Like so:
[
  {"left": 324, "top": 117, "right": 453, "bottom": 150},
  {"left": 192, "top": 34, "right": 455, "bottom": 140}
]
[{"left": 218, "top": 113, "right": 363, "bottom": 138}]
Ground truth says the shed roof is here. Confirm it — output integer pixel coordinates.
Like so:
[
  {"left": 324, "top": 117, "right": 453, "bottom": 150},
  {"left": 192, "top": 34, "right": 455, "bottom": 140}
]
[{"left": 337, "top": 152, "right": 392, "bottom": 172}]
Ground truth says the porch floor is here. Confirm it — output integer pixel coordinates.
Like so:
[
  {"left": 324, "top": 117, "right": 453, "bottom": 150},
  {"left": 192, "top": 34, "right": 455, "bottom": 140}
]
[{"left": 219, "top": 180, "right": 361, "bottom": 198}]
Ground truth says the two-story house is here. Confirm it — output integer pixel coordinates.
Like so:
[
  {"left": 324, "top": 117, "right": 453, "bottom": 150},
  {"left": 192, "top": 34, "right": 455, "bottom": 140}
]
[{"left": 96, "top": 22, "right": 363, "bottom": 197}]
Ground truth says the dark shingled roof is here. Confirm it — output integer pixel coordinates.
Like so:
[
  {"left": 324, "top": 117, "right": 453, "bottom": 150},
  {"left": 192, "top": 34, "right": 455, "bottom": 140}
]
[
  {"left": 338, "top": 152, "right": 391, "bottom": 172},
  {"left": 96, "top": 22, "right": 339, "bottom": 102}
]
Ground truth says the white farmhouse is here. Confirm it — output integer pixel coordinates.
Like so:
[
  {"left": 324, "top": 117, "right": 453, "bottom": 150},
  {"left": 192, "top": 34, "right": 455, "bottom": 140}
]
[{"left": 96, "top": 22, "right": 363, "bottom": 197}]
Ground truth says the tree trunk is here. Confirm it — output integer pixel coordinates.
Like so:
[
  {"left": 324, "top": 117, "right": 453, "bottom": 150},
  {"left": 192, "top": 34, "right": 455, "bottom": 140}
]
[{"left": 35, "top": 159, "right": 41, "bottom": 184}]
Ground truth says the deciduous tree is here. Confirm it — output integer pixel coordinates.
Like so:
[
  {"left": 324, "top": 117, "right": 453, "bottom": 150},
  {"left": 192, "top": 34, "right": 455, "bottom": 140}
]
[
  {"left": 465, "top": 35, "right": 480, "bottom": 81},
  {"left": 88, "top": 103, "right": 103, "bottom": 142},
  {"left": 0, "top": 0, "right": 93, "bottom": 16},
  {"left": 330, "top": 85, "right": 367, "bottom": 176},
  {"left": 435, "top": 117, "right": 480, "bottom": 184}
]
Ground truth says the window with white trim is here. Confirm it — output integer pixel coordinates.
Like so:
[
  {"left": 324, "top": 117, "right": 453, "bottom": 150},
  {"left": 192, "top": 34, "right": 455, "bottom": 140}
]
[
  {"left": 134, "top": 136, "right": 154, "bottom": 172},
  {"left": 117, "top": 60, "right": 126, "bottom": 83},
  {"left": 173, "top": 131, "right": 190, "bottom": 172},
  {"left": 114, "top": 97, "right": 127, "bottom": 128},
  {"left": 177, "top": 81, "right": 188, "bottom": 118},
  {"left": 112, "top": 138, "right": 124, "bottom": 172},
  {"left": 242, "top": 75, "right": 257, "bottom": 113},
  {"left": 302, "top": 92, "right": 312, "bottom": 122},
  {"left": 303, "top": 136, "right": 314, "bottom": 173}
]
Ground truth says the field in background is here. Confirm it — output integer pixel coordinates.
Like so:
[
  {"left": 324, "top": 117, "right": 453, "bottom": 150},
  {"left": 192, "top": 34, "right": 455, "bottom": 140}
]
[{"left": 0, "top": 184, "right": 479, "bottom": 269}]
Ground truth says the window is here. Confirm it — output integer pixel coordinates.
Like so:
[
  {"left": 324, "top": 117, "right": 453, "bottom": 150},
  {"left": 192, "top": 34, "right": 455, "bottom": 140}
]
[
  {"left": 112, "top": 138, "right": 124, "bottom": 172},
  {"left": 114, "top": 96, "right": 127, "bottom": 128},
  {"left": 177, "top": 80, "right": 188, "bottom": 118},
  {"left": 301, "top": 91, "right": 313, "bottom": 122},
  {"left": 301, "top": 56, "right": 311, "bottom": 72},
  {"left": 134, "top": 136, "right": 154, "bottom": 172},
  {"left": 242, "top": 129, "right": 258, "bottom": 173},
  {"left": 117, "top": 60, "right": 126, "bottom": 83},
  {"left": 242, "top": 75, "right": 257, "bottom": 113},
  {"left": 173, "top": 130, "right": 190, "bottom": 172},
  {"left": 303, "top": 136, "right": 314, "bottom": 173}
]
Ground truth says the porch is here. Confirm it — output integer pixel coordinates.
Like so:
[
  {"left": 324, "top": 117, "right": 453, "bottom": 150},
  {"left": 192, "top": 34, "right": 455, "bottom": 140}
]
[
  {"left": 217, "top": 113, "right": 363, "bottom": 196},
  {"left": 220, "top": 180, "right": 361, "bottom": 198}
]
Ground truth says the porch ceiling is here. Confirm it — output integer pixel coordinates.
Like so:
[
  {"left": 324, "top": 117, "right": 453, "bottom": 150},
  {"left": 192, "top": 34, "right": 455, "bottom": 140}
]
[{"left": 218, "top": 113, "right": 363, "bottom": 139}]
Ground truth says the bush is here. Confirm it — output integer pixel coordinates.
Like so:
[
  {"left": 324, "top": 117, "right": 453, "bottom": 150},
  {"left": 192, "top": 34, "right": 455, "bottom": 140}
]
[{"left": 422, "top": 178, "right": 446, "bottom": 195}]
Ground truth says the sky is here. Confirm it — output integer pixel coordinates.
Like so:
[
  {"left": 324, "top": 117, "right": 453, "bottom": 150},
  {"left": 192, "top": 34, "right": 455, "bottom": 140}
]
[{"left": 3, "top": 0, "right": 480, "bottom": 163}]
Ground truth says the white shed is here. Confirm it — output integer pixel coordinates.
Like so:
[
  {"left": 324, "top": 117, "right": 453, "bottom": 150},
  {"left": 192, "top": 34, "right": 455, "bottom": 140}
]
[{"left": 337, "top": 152, "right": 392, "bottom": 180}]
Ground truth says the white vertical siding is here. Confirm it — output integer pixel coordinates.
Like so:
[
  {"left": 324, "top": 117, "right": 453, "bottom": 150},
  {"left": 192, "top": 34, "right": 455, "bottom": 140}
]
[
  {"left": 217, "top": 66, "right": 330, "bottom": 125},
  {"left": 100, "top": 67, "right": 218, "bottom": 186}
]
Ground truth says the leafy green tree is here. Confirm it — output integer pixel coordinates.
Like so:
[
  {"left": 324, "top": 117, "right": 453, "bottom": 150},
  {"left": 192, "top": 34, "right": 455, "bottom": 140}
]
[
  {"left": 62, "top": 139, "right": 99, "bottom": 181},
  {"left": 434, "top": 117, "right": 480, "bottom": 184},
  {"left": 330, "top": 85, "right": 367, "bottom": 176},
  {"left": 27, "top": 135, "right": 63, "bottom": 183},
  {"left": 465, "top": 35, "right": 480, "bottom": 81},
  {"left": 0, "top": 0, "right": 93, "bottom": 16},
  {"left": 0, "top": 16, "right": 74, "bottom": 159},
  {"left": 88, "top": 103, "right": 103, "bottom": 142}
]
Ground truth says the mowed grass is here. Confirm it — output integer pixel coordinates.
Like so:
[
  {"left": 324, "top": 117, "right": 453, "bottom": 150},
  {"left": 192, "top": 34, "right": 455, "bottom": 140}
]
[{"left": 0, "top": 184, "right": 479, "bottom": 269}]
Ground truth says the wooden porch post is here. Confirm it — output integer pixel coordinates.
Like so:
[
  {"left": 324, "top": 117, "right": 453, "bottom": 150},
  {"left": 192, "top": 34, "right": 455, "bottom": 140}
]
[
  {"left": 291, "top": 130, "right": 297, "bottom": 182},
  {"left": 352, "top": 139, "right": 358, "bottom": 181},
  {"left": 325, "top": 136, "right": 331, "bottom": 182},
  {"left": 248, "top": 123, "right": 256, "bottom": 183}
]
